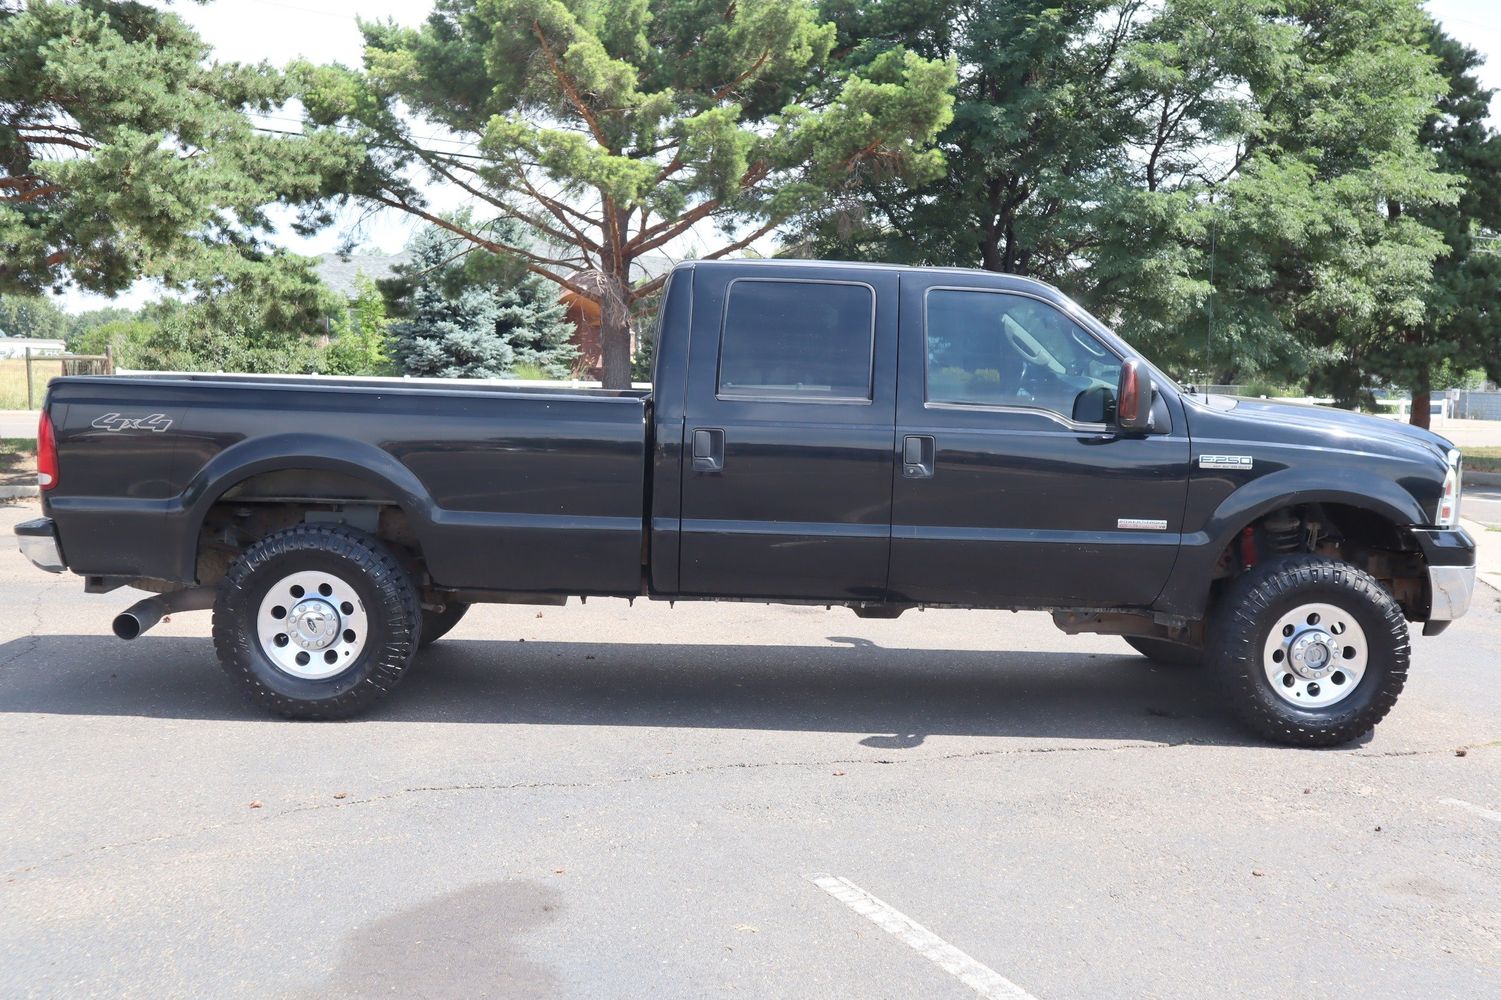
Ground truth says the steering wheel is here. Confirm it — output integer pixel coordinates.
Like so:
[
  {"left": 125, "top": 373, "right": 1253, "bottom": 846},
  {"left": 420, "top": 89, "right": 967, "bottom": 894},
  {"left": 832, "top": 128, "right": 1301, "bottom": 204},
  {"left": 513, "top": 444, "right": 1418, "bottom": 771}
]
[{"left": 1003, "top": 323, "right": 1050, "bottom": 367}]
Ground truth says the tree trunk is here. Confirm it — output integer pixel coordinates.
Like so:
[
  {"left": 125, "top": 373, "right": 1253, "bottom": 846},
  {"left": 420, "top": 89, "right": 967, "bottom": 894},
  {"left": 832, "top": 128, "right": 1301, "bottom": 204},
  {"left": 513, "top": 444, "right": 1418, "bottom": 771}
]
[
  {"left": 1409, "top": 386, "right": 1431, "bottom": 429},
  {"left": 598, "top": 269, "right": 632, "bottom": 389}
]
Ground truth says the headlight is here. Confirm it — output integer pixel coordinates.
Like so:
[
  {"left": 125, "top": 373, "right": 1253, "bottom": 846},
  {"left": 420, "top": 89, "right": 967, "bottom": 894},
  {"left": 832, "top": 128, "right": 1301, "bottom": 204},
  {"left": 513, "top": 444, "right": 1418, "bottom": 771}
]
[{"left": 1438, "top": 449, "right": 1462, "bottom": 528}]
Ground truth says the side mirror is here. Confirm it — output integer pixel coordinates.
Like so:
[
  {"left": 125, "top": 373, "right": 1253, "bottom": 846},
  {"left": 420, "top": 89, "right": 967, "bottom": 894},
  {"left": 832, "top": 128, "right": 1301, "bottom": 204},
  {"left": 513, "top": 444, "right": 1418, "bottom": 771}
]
[{"left": 1116, "top": 359, "right": 1152, "bottom": 432}]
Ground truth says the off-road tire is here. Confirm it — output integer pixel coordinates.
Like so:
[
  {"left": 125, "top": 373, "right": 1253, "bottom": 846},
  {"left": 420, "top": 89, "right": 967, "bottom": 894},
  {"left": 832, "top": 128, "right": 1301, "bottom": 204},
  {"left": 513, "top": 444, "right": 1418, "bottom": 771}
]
[
  {"left": 419, "top": 601, "right": 470, "bottom": 648},
  {"left": 212, "top": 524, "right": 421, "bottom": 719},
  {"left": 1124, "top": 635, "right": 1203, "bottom": 668},
  {"left": 1210, "top": 555, "right": 1409, "bottom": 747}
]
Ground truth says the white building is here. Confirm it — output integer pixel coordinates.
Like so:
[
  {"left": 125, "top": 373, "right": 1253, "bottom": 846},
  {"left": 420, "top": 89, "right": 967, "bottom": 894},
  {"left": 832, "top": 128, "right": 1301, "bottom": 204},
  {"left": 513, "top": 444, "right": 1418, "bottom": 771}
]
[{"left": 0, "top": 338, "right": 66, "bottom": 359}]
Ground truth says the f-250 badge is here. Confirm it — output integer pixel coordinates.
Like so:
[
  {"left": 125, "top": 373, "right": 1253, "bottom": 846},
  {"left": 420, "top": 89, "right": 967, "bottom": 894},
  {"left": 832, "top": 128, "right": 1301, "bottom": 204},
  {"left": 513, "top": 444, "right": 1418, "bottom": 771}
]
[{"left": 91, "top": 412, "right": 173, "bottom": 433}]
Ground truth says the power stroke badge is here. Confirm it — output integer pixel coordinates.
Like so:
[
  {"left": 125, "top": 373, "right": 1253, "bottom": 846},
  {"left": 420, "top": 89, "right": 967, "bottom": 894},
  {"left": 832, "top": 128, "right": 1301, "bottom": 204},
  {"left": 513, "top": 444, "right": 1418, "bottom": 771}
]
[{"left": 91, "top": 413, "right": 174, "bottom": 433}]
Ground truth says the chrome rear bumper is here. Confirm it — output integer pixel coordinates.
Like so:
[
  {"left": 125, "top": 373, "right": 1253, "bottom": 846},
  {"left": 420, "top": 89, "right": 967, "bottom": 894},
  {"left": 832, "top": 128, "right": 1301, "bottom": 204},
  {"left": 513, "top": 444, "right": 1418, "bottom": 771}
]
[{"left": 14, "top": 517, "right": 65, "bottom": 574}]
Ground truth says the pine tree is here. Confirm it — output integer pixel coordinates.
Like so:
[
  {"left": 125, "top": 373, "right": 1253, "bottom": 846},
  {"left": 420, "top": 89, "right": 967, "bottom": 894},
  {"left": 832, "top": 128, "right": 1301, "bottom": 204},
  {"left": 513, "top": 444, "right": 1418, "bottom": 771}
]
[
  {"left": 298, "top": 0, "right": 955, "bottom": 387},
  {"left": 390, "top": 227, "right": 512, "bottom": 379},
  {"left": 1, "top": 1, "right": 335, "bottom": 301},
  {"left": 496, "top": 276, "right": 576, "bottom": 378}
]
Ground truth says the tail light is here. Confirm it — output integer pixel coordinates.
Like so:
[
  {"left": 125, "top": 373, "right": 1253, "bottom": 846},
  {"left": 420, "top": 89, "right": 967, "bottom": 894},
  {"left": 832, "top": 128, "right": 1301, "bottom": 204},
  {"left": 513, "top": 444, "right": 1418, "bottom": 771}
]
[{"left": 37, "top": 409, "right": 58, "bottom": 491}]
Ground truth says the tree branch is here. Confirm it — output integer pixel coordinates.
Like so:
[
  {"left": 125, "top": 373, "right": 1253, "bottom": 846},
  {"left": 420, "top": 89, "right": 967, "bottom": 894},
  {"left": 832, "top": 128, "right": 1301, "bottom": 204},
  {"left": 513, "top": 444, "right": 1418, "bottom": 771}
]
[
  {"left": 370, "top": 192, "right": 593, "bottom": 298},
  {"left": 712, "top": 49, "right": 770, "bottom": 101},
  {"left": 532, "top": 20, "right": 611, "bottom": 150},
  {"left": 629, "top": 159, "right": 771, "bottom": 253}
]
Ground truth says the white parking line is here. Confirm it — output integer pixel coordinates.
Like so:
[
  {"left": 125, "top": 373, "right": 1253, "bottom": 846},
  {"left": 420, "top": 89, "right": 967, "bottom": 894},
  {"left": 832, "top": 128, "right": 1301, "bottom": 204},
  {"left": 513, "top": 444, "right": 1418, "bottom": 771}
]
[
  {"left": 1441, "top": 798, "right": 1501, "bottom": 824},
  {"left": 806, "top": 873, "right": 1040, "bottom": 1000}
]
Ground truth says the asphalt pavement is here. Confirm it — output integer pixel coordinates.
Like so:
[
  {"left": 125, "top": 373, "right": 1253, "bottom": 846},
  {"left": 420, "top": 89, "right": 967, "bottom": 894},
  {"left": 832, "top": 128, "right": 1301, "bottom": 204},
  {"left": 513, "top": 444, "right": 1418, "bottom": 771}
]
[
  {"left": 2, "top": 498, "right": 1500, "bottom": 1000},
  {"left": 1465, "top": 485, "right": 1501, "bottom": 529}
]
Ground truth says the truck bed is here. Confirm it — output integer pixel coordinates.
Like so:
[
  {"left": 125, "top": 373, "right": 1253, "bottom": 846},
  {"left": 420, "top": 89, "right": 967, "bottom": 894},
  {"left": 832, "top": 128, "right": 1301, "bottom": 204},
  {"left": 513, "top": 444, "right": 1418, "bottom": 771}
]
[{"left": 45, "top": 374, "right": 652, "bottom": 596}]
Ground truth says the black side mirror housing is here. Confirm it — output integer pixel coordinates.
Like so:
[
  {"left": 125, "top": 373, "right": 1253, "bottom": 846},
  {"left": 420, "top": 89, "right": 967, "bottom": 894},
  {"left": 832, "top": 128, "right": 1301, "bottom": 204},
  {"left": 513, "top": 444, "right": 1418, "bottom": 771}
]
[{"left": 1117, "top": 359, "right": 1153, "bottom": 432}]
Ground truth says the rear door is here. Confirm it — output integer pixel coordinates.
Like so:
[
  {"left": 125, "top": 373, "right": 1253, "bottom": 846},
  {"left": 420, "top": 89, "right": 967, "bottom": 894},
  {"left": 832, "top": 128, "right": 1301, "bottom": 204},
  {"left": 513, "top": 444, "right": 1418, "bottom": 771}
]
[
  {"left": 888, "top": 273, "right": 1191, "bottom": 608},
  {"left": 678, "top": 264, "right": 899, "bottom": 600}
]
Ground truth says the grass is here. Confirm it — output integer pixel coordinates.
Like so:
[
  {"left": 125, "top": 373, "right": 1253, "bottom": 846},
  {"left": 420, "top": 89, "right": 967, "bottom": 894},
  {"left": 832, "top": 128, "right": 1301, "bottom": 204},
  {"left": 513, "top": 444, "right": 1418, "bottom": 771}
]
[
  {"left": 0, "top": 358, "right": 66, "bottom": 410},
  {"left": 1463, "top": 446, "right": 1501, "bottom": 472}
]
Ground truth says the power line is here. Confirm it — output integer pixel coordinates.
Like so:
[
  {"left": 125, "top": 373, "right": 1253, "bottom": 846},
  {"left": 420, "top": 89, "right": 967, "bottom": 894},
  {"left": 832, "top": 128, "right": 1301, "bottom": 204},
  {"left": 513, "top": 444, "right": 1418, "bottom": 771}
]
[
  {"left": 251, "top": 124, "right": 493, "bottom": 162},
  {"left": 252, "top": 113, "right": 480, "bottom": 151}
]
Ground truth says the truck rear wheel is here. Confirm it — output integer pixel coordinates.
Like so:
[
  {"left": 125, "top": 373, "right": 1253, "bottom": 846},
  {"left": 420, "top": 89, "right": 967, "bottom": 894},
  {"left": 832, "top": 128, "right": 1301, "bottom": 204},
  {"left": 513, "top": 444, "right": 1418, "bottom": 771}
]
[
  {"left": 1210, "top": 555, "right": 1409, "bottom": 747},
  {"left": 419, "top": 601, "right": 469, "bottom": 648},
  {"left": 1124, "top": 636, "right": 1202, "bottom": 668},
  {"left": 212, "top": 524, "right": 421, "bottom": 719}
]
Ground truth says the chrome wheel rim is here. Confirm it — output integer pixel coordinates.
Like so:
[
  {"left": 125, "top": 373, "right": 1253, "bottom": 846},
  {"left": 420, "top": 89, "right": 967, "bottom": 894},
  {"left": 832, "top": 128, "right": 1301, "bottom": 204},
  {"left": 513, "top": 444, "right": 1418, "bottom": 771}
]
[
  {"left": 1262, "top": 602, "right": 1368, "bottom": 709},
  {"left": 256, "top": 570, "right": 368, "bottom": 680}
]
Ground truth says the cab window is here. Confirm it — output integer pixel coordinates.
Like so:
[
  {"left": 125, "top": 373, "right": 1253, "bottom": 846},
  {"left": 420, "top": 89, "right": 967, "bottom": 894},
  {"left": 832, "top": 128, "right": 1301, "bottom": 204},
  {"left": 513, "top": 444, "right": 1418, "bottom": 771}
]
[
  {"left": 925, "top": 289, "right": 1122, "bottom": 422},
  {"left": 718, "top": 279, "right": 874, "bottom": 401}
]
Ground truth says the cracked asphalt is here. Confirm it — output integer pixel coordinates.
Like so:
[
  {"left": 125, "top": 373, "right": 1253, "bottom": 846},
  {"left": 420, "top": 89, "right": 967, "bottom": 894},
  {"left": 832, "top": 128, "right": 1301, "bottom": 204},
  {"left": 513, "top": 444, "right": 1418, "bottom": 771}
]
[{"left": 3, "top": 499, "right": 1500, "bottom": 999}]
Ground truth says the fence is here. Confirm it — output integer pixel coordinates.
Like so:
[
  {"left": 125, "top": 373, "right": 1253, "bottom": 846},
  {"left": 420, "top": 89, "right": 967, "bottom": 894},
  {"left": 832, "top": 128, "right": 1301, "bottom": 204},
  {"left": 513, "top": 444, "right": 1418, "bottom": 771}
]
[
  {"left": 1453, "top": 391, "right": 1501, "bottom": 421},
  {"left": 0, "top": 349, "right": 113, "bottom": 410}
]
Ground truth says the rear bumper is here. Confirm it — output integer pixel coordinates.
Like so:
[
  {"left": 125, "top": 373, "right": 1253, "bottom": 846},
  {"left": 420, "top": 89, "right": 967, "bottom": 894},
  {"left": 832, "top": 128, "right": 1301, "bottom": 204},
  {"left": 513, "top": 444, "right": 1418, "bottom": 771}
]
[
  {"left": 1411, "top": 527, "right": 1476, "bottom": 621},
  {"left": 14, "top": 517, "right": 65, "bottom": 574}
]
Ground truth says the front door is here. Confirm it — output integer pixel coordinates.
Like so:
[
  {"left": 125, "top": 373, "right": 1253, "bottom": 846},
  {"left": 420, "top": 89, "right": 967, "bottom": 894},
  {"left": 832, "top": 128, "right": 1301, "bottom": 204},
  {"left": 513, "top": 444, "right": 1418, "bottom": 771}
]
[
  {"left": 888, "top": 274, "right": 1191, "bottom": 608},
  {"left": 678, "top": 264, "right": 899, "bottom": 601}
]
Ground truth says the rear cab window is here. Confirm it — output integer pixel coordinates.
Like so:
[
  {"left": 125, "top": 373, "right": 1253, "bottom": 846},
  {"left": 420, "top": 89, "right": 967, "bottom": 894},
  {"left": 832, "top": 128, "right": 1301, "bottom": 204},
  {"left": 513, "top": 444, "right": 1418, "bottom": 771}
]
[{"left": 718, "top": 279, "right": 875, "bottom": 402}]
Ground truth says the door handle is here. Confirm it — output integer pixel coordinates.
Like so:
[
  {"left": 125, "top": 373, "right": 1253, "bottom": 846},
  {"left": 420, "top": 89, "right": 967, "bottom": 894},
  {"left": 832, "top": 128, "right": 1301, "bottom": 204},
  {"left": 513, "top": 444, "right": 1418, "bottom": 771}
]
[
  {"left": 903, "top": 435, "right": 935, "bottom": 479},
  {"left": 691, "top": 427, "right": 725, "bottom": 473}
]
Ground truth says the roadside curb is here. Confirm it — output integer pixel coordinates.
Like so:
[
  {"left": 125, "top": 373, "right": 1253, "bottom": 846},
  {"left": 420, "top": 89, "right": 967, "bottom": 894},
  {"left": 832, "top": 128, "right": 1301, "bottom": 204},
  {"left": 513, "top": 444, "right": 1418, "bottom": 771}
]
[
  {"left": 1467, "top": 470, "right": 1501, "bottom": 487},
  {"left": 0, "top": 484, "right": 38, "bottom": 500}
]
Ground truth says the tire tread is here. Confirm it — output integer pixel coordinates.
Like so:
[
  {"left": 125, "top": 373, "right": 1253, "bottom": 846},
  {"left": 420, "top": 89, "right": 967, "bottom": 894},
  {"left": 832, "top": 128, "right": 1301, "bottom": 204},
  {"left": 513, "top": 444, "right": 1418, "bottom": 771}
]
[
  {"left": 1210, "top": 554, "right": 1409, "bottom": 747},
  {"left": 212, "top": 524, "right": 420, "bottom": 720}
]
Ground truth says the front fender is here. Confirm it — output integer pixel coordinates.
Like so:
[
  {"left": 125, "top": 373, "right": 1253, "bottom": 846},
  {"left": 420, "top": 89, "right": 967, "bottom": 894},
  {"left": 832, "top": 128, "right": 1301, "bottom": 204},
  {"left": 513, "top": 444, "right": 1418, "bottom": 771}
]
[{"left": 1155, "top": 467, "right": 1430, "bottom": 619}]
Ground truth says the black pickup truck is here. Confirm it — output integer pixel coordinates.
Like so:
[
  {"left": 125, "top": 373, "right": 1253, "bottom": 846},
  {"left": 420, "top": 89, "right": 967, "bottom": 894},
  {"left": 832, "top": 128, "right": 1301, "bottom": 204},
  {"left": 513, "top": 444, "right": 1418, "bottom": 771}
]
[{"left": 15, "top": 259, "right": 1476, "bottom": 745}]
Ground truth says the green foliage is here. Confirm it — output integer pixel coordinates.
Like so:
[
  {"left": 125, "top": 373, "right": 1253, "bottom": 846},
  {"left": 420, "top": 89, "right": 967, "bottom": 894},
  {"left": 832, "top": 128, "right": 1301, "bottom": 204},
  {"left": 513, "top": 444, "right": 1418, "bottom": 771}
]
[
  {"left": 324, "top": 275, "right": 392, "bottom": 376},
  {"left": 63, "top": 305, "right": 137, "bottom": 349},
  {"left": 130, "top": 253, "right": 340, "bottom": 374},
  {"left": 390, "top": 225, "right": 515, "bottom": 379},
  {"left": 0, "top": 1, "right": 341, "bottom": 301},
  {"left": 70, "top": 317, "right": 154, "bottom": 367},
  {"left": 1350, "top": 20, "right": 1501, "bottom": 422},
  {"left": 0, "top": 293, "right": 67, "bottom": 340},
  {"left": 495, "top": 277, "right": 576, "bottom": 378},
  {"left": 297, "top": 0, "right": 956, "bottom": 386},
  {"left": 508, "top": 362, "right": 554, "bottom": 380},
  {"left": 807, "top": 0, "right": 1457, "bottom": 397},
  {"left": 389, "top": 222, "right": 578, "bottom": 379}
]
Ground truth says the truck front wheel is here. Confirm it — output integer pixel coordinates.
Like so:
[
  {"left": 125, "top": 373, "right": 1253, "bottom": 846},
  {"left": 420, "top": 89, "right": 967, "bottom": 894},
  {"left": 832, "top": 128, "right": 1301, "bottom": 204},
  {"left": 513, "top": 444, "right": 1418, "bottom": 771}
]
[
  {"left": 1210, "top": 555, "right": 1409, "bottom": 747},
  {"left": 212, "top": 524, "right": 422, "bottom": 719}
]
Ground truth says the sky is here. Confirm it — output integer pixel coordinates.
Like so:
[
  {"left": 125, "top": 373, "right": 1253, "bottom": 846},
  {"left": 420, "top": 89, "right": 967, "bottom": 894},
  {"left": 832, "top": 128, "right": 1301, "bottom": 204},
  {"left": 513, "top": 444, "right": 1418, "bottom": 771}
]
[{"left": 56, "top": 0, "right": 1501, "bottom": 313}]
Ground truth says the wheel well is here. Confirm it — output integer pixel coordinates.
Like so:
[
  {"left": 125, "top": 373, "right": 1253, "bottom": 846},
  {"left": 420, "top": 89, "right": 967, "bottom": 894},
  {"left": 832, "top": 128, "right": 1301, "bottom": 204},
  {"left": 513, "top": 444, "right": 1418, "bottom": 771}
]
[
  {"left": 1211, "top": 502, "right": 1426, "bottom": 617},
  {"left": 195, "top": 469, "right": 424, "bottom": 587}
]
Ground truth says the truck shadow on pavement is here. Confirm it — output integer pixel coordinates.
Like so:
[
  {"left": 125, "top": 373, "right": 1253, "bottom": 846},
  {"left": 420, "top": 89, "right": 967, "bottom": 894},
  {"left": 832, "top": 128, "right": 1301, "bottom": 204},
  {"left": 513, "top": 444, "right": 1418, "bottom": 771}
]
[{"left": 0, "top": 634, "right": 1280, "bottom": 747}]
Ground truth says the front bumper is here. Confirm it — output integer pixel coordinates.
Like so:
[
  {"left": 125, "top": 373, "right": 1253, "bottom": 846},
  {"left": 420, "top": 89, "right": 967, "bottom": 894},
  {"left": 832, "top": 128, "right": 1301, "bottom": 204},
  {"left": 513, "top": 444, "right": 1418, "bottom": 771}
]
[
  {"left": 1412, "top": 527, "right": 1476, "bottom": 621},
  {"left": 14, "top": 517, "right": 65, "bottom": 574}
]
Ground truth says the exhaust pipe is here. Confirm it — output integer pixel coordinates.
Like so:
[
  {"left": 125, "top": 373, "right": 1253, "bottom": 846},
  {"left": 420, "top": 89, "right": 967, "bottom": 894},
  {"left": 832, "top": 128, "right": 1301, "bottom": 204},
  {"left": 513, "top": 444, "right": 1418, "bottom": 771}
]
[{"left": 113, "top": 587, "right": 217, "bottom": 640}]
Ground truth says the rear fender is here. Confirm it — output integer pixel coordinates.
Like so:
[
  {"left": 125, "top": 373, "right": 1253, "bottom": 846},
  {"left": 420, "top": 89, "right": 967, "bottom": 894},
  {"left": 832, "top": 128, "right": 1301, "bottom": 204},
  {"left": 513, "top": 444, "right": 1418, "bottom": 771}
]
[{"left": 174, "top": 434, "right": 438, "bottom": 580}]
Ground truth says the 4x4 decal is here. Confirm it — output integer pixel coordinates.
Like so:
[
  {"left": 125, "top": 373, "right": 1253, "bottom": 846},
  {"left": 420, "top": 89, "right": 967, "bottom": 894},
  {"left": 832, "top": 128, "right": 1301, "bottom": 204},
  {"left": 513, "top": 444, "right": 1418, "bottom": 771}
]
[{"left": 91, "top": 413, "right": 174, "bottom": 433}]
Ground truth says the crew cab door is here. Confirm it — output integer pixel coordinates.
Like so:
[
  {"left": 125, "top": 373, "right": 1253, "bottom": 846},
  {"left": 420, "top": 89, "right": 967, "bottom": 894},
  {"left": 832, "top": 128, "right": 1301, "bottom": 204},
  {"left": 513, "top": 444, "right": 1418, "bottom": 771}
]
[
  {"left": 678, "top": 264, "right": 898, "bottom": 600},
  {"left": 888, "top": 273, "right": 1191, "bottom": 608}
]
